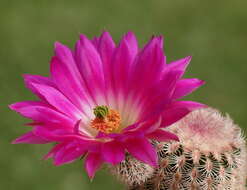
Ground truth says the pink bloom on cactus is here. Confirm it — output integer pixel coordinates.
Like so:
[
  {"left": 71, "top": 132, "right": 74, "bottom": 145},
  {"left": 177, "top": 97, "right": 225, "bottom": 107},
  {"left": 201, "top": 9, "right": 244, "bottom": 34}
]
[{"left": 10, "top": 31, "right": 205, "bottom": 179}]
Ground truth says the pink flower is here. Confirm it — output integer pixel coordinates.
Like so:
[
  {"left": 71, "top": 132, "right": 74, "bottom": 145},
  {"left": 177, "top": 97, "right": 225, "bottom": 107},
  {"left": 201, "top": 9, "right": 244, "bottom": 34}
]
[{"left": 10, "top": 31, "right": 205, "bottom": 179}]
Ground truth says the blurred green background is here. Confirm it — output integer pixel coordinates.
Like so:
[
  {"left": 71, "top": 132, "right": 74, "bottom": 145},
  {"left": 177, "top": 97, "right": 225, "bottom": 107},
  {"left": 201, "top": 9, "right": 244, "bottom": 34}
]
[{"left": 1, "top": 0, "right": 246, "bottom": 189}]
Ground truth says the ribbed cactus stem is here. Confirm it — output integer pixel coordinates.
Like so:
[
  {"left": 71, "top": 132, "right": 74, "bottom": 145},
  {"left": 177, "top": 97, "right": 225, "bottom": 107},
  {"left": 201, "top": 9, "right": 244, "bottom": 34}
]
[
  {"left": 130, "top": 141, "right": 245, "bottom": 190},
  {"left": 111, "top": 108, "right": 247, "bottom": 190}
]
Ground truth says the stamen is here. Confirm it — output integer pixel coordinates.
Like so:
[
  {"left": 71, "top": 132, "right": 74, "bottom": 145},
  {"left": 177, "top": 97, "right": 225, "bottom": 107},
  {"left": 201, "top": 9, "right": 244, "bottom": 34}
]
[{"left": 91, "top": 106, "right": 121, "bottom": 134}]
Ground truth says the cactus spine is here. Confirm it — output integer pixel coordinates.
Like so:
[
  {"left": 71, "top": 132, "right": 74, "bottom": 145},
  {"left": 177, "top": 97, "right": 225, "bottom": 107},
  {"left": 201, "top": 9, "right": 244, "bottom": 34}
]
[{"left": 110, "top": 153, "right": 155, "bottom": 187}]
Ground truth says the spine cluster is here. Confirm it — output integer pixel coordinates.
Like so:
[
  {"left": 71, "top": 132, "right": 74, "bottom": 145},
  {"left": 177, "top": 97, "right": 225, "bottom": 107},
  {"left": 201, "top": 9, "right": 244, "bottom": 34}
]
[
  {"left": 111, "top": 108, "right": 247, "bottom": 190},
  {"left": 110, "top": 153, "right": 154, "bottom": 187},
  {"left": 131, "top": 141, "right": 245, "bottom": 190}
]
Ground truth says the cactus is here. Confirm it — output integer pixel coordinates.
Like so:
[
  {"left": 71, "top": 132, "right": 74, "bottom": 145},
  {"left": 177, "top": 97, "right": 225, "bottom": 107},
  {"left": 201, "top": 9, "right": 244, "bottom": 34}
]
[
  {"left": 111, "top": 108, "right": 247, "bottom": 190},
  {"left": 110, "top": 153, "right": 155, "bottom": 187}
]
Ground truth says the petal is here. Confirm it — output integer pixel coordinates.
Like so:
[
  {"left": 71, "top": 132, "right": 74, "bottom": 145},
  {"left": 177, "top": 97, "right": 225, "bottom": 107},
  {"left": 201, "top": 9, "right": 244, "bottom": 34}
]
[
  {"left": 163, "top": 56, "right": 191, "bottom": 78},
  {"left": 33, "top": 127, "right": 67, "bottom": 142},
  {"left": 112, "top": 32, "right": 138, "bottom": 89},
  {"left": 95, "top": 31, "right": 116, "bottom": 107},
  {"left": 23, "top": 74, "right": 55, "bottom": 100},
  {"left": 76, "top": 120, "right": 98, "bottom": 138},
  {"left": 9, "top": 101, "right": 74, "bottom": 129},
  {"left": 54, "top": 42, "right": 82, "bottom": 84},
  {"left": 43, "top": 143, "right": 65, "bottom": 160},
  {"left": 75, "top": 35, "right": 106, "bottom": 105},
  {"left": 30, "top": 83, "right": 82, "bottom": 120},
  {"left": 155, "top": 35, "right": 164, "bottom": 48},
  {"left": 102, "top": 141, "right": 125, "bottom": 165},
  {"left": 12, "top": 131, "right": 50, "bottom": 144},
  {"left": 33, "top": 126, "right": 91, "bottom": 142},
  {"left": 138, "top": 70, "right": 182, "bottom": 121},
  {"left": 97, "top": 31, "right": 115, "bottom": 90},
  {"left": 54, "top": 142, "right": 87, "bottom": 166},
  {"left": 130, "top": 37, "right": 165, "bottom": 90},
  {"left": 122, "top": 31, "right": 138, "bottom": 58},
  {"left": 146, "top": 129, "right": 179, "bottom": 142},
  {"left": 91, "top": 36, "right": 100, "bottom": 48},
  {"left": 50, "top": 55, "right": 93, "bottom": 120},
  {"left": 161, "top": 101, "right": 206, "bottom": 127},
  {"left": 173, "top": 78, "right": 205, "bottom": 99},
  {"left": 124, "top": 37, "right": 166, "bottom": 123},
  {"left": 111, "top": 32, "right": 138, "bottom": 111},
  {"left": 84, "top": 152, "right": 103, "bottom": 179},
  {"left": 97, "top": 31, "right": 116, "bottom": 67},
  {"left": 124, "top": 138, "right": 158, "bottom": 167},
  {"left": 129, "top": 118, "right": 161, "bottom": 134}
]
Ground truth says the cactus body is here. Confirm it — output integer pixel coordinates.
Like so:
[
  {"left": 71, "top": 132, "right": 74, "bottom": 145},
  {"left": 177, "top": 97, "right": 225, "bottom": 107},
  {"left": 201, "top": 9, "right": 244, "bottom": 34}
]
[
  {"left": 112, "top": 108, "right": 247, "bottom": 190},
  {"left": 131, "top": 141, "right": 245, "bottom": 190}
]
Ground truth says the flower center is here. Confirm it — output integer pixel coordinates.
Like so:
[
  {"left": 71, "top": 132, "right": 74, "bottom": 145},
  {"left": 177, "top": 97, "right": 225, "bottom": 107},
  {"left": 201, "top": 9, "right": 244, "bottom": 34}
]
[{"left": 90, "top": 105, "right": 121, "bottom": 134}]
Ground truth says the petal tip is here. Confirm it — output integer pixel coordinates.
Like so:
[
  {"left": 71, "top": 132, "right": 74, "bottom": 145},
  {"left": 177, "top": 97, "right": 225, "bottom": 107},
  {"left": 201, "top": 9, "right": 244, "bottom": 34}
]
[
  {"left": 42, "top": 154, "right": 50, "bottom": 161},
  {"left": 79, "top": 34, "right": 94, "bottom": 48},
  {"left": 54, "top": 41, "right": 63, "bottom": 48},
  {"left": 187, "top": 55, "right": 192, "bottom": 61},
  {"left": 8, "top": 104, "right": 15, "bottom": 110},
  {"left": 11, "top": 139, "right": 19, "bottom": 144},
  {"left": 100, "top": 30, "right": 111, "bottom": 39},
  {"left": 183, "top": 56, "right": 192, "bottom": 66},
  {"left": 125, "top": 30, "right": 135, "bottom": 37},
  {"left": 53, "top": 161, "right": 62, "bottom": 166},
  {"left": 200, "top": 80, "right": 206, "bottom": 85},
  {"left": 79, "top": 34, "right": 88, "bottom": 42},
  {"left": 22, "top": 73, "right": 29, "bottom": 79},
  {"left": 54, "top": 42, "right": 62, "bottom": 52}
]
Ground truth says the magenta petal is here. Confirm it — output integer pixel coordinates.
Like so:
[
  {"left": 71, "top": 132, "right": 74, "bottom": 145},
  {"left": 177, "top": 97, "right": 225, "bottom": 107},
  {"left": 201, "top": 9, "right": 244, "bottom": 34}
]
[
  {"left": 33, "top": 126, "right": 91, "bottom": 142},
  {"left": 30, "top": 83, "right": 82, "bottom": 120},
  {"left": 75, "top": 35, "right": 106, "bottom": 105},
  {"left": 131, "top": 118, "right": 160, "bottom": 135},
  {"left": 54, "top": 42, "right": 84, "bottom": 86},
  {"left": 156, "top": 35, "right": 164, "bottom": 48},
  {"left": 139, "top": 70, "right": 182, "bottom": 121},
  {"left": 12, "top": 131, "right": 50, "bottom": 144},
  {"left": 113, "top": 32, "right": 138, "bottom": 86},
  {"left": 97, "top": 31, "right": 115, "bottom": 64},
  {"left": 111, "top": 32, "right": 138, "bottom": 111},
  {"left": 9, "top": 101, "right": 44, "bottom": 118},
  {"left": 43, "top": 143, "right": 65, "bottom": 160},
  {"left": 33, "top": 127, "right": 63, "bottom": 141},
  {"left": 122, "top": 31, "right": 138, "bottom": 57},
  {"left": 97, "top": 31, "right": 115, "bottom": 83},
  {"left": 23, "top": 74, "right": 55, "bottom": 100},
  {"left": 54, "top": 143, "right": 87, "bottom": 166},
  {"left": 50, "top": 56, "right": 93, "bottom": 118},
  {"left": 91, "top": 36, "right": 100, "bottom": 48},
  {"left": 95, "top": 31, "right": 116, "bottom": 105},
  {"left": 164, "top": 56, "right": 191, "bottom": 78},
  {"left": 9, "top": 101, "right": 74, "bottom": 129},
  {"left": 85, "top": 152, "right": 103, "bottom": 179},
  {"left": 130, "top": 37, "right": 165, "bottom": 91},
  {"left": 146, "top": 129, "right": 179, "bottom": 142},
  {"left": 102, "top": 141, "right": 125, "bottom": 165},
  {"left": 173, "top": 78, "right": 205, "bottom": 99},
  {"left": 161, "top": 101, "right": 206, "bottom": 127},
  {"left": 53, "top": 42, "right": 95, "bottom": 109},
  {"left": 125, "top": 138, "right": 158, "bottom": 167}
]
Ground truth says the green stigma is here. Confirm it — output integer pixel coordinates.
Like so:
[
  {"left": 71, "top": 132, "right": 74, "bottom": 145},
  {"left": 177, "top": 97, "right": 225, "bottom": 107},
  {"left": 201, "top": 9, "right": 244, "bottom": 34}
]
[{"left": 93, "top": 105, "right": 109, "bottom": 119}]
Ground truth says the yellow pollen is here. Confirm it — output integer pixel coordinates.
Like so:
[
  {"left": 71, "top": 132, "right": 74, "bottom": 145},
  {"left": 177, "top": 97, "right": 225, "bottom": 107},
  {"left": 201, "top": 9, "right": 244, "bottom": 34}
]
[{"left": 91, "top": 109, "right": 121, "bottom": 133}]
